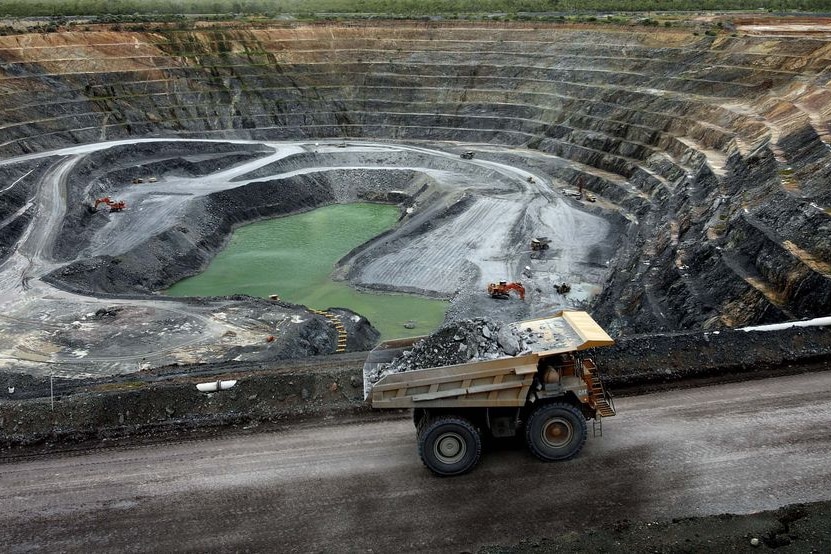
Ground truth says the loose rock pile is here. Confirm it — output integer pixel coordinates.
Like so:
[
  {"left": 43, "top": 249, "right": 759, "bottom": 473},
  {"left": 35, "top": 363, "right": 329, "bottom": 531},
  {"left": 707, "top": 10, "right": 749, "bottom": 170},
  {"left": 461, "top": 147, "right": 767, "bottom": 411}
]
[{"left": 385, "top": 318, "right": 534, "bottom": 376}]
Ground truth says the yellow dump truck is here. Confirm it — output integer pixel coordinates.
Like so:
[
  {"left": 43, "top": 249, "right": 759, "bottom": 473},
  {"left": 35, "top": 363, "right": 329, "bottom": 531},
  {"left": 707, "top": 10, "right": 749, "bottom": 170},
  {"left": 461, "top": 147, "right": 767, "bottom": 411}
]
[{"left": 363, "top": 311, "right": 616, "bottom": 476}]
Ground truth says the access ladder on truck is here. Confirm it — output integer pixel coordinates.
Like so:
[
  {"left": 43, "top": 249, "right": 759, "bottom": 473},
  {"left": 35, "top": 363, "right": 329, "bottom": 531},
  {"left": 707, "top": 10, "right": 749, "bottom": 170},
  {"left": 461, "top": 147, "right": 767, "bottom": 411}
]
[{"left": 583, "top": 358, "right": 616, "bottom": 417}]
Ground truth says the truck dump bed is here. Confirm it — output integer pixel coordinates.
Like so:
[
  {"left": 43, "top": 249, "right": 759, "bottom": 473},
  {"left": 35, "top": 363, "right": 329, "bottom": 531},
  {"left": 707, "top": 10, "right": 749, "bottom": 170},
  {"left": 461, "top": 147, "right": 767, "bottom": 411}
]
[{"left": 364, "top": 311, "right": 613, "bottom": 408}]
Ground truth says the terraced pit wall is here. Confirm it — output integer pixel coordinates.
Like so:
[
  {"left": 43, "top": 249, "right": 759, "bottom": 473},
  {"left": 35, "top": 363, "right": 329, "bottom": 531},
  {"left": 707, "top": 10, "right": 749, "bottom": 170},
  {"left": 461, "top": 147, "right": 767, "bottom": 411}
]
[{"left": 1, "top": 21, "right": 830, "bottom": 333}]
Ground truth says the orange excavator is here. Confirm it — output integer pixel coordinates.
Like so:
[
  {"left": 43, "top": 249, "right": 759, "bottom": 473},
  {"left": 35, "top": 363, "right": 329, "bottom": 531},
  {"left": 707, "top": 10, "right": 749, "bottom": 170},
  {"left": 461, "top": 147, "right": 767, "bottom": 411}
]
[
  {"left": 487, "top": 281, "right": 526, "bottom": 300},
  {"left": 93, "top": 197, "right": 126, "bottom": 212}
]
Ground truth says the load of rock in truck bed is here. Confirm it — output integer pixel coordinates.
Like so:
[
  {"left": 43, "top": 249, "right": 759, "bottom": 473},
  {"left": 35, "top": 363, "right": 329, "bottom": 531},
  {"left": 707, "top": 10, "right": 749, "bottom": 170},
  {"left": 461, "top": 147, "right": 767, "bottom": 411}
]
[
  {"left": 363, "top": 311, "right": 616, "bottom": 399},
  {"left": 363, "top": 318, "right": 537, "bottom": 389},
  {"left": 393, "top": 318, "right": 533, "bottom": 371}
]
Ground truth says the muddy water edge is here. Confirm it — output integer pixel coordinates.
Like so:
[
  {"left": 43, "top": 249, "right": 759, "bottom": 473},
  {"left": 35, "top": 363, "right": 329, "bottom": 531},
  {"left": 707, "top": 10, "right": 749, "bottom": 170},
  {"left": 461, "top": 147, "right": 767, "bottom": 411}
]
[{"left": 165, "top": 203, "right": 447, "bottom": 339}]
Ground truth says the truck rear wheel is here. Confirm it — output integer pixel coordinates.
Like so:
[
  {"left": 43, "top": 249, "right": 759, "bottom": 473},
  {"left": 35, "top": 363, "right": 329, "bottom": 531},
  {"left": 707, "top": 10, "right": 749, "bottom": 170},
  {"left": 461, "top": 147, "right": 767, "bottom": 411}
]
[
  {"left": 418, "top": 416, "right": 482, "bottom": 476},
  {"left": 525, "top": 402, "right": 587, "bottom": 462}
]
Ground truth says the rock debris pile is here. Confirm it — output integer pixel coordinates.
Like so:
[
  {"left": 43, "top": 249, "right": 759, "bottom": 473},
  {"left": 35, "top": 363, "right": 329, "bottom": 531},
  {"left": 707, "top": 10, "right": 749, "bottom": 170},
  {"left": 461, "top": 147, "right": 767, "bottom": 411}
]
[
  {"left": 392, "top": 318, "right": 535, "bottom": 371},
  {"left": 365, "top": 318, "right": 539, "bottom": 389}
]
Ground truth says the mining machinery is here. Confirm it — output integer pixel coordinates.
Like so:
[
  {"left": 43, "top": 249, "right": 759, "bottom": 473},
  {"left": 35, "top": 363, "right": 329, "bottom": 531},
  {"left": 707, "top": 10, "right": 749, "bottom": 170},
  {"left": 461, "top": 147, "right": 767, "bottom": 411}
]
[{"left": 487, "top": 281, "right": 526, "bottom": 300}]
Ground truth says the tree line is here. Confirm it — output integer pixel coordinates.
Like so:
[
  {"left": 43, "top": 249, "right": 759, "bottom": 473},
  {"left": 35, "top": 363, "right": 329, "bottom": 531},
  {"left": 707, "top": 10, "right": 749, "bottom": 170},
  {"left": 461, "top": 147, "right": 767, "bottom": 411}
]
[{"left": 1, "top": 0, "right": 830, "bottom": 18}]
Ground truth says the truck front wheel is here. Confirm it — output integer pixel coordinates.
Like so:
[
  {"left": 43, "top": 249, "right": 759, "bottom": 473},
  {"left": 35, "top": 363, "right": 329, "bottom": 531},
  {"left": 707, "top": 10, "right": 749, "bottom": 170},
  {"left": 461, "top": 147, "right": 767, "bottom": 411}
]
[
  {"left": 418, "top": 416, "right": 482, "bottom": 476},
  {"left": 525, "top": 402, "right": 587, "bottom": 462}
]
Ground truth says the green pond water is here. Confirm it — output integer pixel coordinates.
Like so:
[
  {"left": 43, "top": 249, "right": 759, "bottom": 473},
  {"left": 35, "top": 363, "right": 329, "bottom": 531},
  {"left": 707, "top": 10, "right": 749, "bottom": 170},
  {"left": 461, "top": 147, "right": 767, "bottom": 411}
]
[{"left": 166, "top": 203, "right": 447, "bottom": 339}]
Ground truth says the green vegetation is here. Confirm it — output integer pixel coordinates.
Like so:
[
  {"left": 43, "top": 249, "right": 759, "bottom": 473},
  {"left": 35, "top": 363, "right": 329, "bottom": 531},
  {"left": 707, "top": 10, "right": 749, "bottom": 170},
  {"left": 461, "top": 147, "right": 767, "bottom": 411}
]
[{"left": 0, "top": 0, "right": 829, "bottom": 18}]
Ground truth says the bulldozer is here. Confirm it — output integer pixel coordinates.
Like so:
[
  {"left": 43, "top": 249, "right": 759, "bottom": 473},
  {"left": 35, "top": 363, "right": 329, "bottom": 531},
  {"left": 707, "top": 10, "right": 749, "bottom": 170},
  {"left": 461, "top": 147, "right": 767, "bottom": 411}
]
[
  {"left": 93, "top": 197, "right": 126, "bottom": 212},
  {"left": 487, "top": 281, "right": 525, "bottom": 300}
]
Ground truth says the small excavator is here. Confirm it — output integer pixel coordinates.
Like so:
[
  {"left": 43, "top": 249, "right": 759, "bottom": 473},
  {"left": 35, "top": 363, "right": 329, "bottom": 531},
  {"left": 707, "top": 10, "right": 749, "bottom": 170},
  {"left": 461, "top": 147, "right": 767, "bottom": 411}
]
[
  {"left": 93, "top": 197, "right": 126, "bottom": 212},
  {"left": 487, "top": 281, "right": 526, "bottom": 300}
]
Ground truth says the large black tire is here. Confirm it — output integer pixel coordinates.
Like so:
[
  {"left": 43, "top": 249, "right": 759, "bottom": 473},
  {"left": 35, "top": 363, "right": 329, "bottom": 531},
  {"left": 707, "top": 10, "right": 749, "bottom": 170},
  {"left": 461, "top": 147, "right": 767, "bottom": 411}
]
[
  {"left": 525, "top": 402, "right": 587, "bottom": 462},
  {"left": 417, "top": 416, "right": 482, "bottom": 477}
]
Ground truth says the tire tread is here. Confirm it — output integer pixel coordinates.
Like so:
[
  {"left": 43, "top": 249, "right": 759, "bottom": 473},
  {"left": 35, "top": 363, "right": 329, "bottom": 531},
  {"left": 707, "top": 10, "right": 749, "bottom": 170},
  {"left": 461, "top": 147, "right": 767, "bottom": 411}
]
[
  {"left": 525, "top": 402, "right": 587, "bottom": 462},
  {"left": 417, "top": 415, "right": 482, "bottom": 477}
]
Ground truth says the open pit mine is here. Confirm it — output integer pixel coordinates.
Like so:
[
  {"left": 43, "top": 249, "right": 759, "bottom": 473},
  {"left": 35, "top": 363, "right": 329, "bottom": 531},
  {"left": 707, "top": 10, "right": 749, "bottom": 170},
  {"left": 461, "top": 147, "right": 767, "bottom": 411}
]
[
  {"left": 0, "top": 18, "right": 830, "bottom": 388},
  {"left": 4, "top": 15, "right": 831, "bottom": 552}
]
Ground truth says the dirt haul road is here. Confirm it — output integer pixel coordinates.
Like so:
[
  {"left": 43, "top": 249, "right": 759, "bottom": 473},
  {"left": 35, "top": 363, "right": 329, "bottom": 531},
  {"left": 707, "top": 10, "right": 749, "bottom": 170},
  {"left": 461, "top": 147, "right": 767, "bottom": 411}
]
[
  {"left": 0, "top": 138, "right": 614, "bottom": 379},
  {"left": 2, "top": 371, "right": 830, "bottom": 553}
]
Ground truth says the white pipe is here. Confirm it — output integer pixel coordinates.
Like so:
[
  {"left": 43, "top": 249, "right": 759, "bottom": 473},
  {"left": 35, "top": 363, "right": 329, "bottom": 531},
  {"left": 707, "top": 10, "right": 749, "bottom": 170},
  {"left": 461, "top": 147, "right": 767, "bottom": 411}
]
[
  {"left": 739, "top": 316, "right": 831, "bottom": 332},
  {"left": 196, "top": 380, "right": 237, "bottom": 392}
]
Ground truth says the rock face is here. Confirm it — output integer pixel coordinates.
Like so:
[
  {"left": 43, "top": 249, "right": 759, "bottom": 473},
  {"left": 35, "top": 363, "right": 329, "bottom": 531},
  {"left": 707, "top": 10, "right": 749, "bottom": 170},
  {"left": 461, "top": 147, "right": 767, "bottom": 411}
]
[
  {"left": 0, "top": 159, "right": 55, "bottom": 261},
  {"left": 0, "top": 21, "right": 830, "bottom": 335}
]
